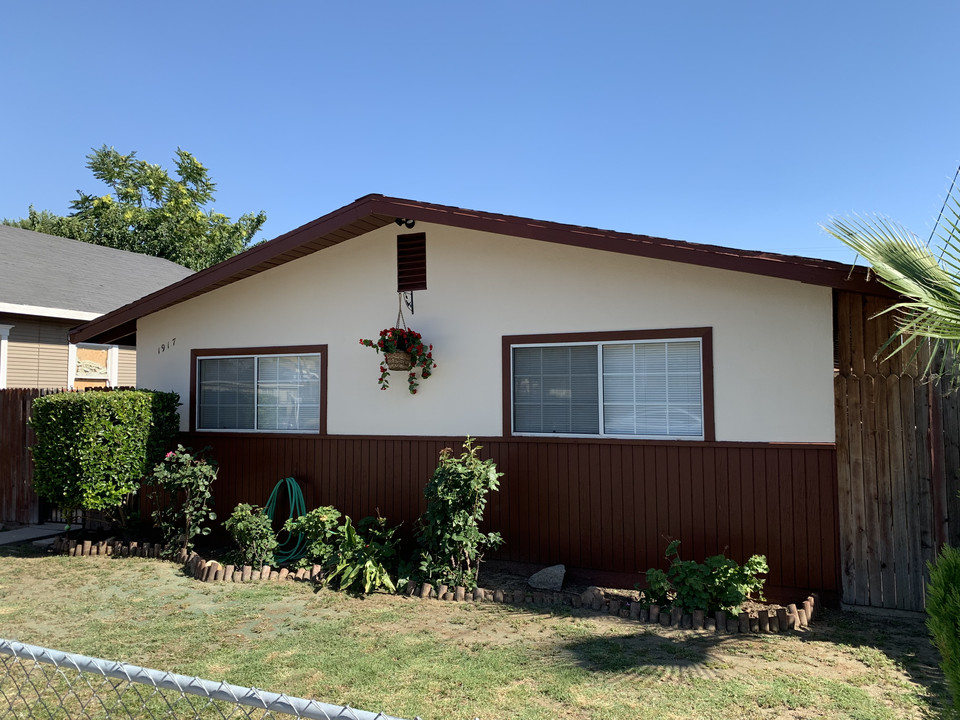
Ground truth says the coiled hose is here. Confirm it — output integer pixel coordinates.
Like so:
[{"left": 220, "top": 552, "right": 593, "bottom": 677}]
[{"left": 264, "top": 477, "right": 307, "bottom": 564}]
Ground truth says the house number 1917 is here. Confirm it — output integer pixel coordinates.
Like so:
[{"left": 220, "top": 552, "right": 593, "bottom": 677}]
[{"left": 158, "top": 338, "right": 176, "bottom": 354}]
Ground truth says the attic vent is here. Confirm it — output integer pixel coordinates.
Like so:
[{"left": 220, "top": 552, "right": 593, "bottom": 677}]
[{"left": 397, "top": 232, "right": 427, "bottom": 292}]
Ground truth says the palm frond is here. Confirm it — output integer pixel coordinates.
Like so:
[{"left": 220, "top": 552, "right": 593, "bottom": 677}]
[{"left": 823, "top": 206, "right": 960, "bottom": 381}]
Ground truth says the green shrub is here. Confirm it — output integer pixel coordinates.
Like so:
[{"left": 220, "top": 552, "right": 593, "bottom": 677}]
[
  {"left": 149, "top": 445, "right": 217, "bottom": 559},
  {"left": 284, "top": 505, "right": 342, "bottom": 567},
  {"left": 326, "top": 515, "right": 400, "bottom": 595},
  {"left": 30, "top": 389, "right": 179, "bottom": 526},
  {"left": 927, "top": 544, "right": 960, "bottom": 710},
  {"left": 642, "top": 540, "right": 767, "bottom": 613},
  {"left": 416, "top": 437, "right": 504, "bottom": 589},
  {"left": 224, "top": 503, "right": 277, "bottom": 567}
]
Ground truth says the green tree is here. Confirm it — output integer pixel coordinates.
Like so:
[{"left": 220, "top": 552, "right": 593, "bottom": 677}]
[
  {"left": 5, "top": 146, "right": 266, "bottom": 270},
  {"left": 824, "top": 182, "right": 960, "bottom": 380}
]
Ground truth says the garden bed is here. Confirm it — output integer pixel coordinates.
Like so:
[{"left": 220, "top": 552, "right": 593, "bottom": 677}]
[{"left": 50, "top": 536, "right": 817, "bottom": 636}]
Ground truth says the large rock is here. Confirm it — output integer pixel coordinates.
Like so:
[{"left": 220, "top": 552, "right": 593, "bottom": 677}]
[{"left": 528, "top": 564, "right": 565, "bottom": 591}]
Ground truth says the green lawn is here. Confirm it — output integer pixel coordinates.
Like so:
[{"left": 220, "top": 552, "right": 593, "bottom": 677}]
[{"left": 0, "top": 545, "right": 949, "bottom": 720}]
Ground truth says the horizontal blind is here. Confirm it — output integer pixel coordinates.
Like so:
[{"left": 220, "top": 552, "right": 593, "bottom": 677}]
[
  {"left": 257, "top": 355, "right": 321, "bottom": 431},
  {"left": 198, "top": 354, "right": 320, "bottom": 431},
  {"left": 513, "top": 346, "right": 599, "bottom": 433},
  {"left": 602, "top": 340, "right": 702, "bottom": 437},
  {"left": 198, "top": 357, "right": 255, "bottom": 430}
]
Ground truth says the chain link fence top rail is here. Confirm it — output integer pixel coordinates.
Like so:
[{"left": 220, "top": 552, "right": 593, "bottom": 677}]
[{"left": 0, "top": 639, "right": 416, "bottom": 720}]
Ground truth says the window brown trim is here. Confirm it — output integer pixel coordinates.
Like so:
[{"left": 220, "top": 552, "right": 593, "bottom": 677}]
[
  {"left": 501, "top": 328, "right": 715, "bottom": 441},
  {"left": 397, "top": 232, "right": 427, "bottom": 292},
  {"left": 190, "top": 345, "right": 328, "bottom": 434}
]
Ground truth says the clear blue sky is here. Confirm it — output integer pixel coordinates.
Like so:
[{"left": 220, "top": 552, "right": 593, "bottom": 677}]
[{"left": 2, "top": 2, "right": 957, "bottom": 264}]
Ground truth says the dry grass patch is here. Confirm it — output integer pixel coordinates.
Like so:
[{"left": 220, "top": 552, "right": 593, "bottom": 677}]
[{"left": 0, "top": 544, "right": 950, "bottom": 719}]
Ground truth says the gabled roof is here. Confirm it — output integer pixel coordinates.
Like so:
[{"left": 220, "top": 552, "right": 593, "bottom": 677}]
[
  {"left": 0, "top": 225, "right": 193, "bottom": 322},
  {"left": 71, "top": 193, "right": 892, "bottom": 344}
]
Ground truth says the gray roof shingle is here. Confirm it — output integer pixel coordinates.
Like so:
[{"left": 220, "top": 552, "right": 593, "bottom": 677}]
[{"left": 0, "top": 225, "right": 194, "bottom": 316}]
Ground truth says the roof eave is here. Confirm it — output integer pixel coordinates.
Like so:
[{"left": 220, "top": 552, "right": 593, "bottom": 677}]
[{"left": 70, "top": 193, "right": 896, "bottom": 345}]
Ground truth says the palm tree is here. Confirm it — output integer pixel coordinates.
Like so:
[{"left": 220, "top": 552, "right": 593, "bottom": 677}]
[{"left": 823, "top": 178, "right": 960, "bottom": 381}]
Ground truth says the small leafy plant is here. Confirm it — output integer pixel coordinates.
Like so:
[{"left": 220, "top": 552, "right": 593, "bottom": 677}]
[
  {"left": 224, "top": 503, "right": 278, "bottom": 567},
  {"left": 642, "top": 567, "right": 672, "bottom": 607},
  {"left": 284, "top": 505, "right": 402, "bottom": 595},
  {"left": 359, "top": 326, "right": 436, "bottom": 393},
  {"left": 325, "top": 515, "right": 400, "bottom": 595},
  {"left": 149, "top": 445, "right": 218, "bottom": 559},
  {"left": 284, "top": 505, "right": 343, "bottom": 568},
  {"left": 416, "top": 438, "right": 504, "bottom": 589},
  {"left": 642, "top": 540, "right": 767, "bottom": 613}
]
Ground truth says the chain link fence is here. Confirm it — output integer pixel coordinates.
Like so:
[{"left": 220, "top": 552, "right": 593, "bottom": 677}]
[{"left": 0, "top": 639, "right": 413, "bottom": 720}]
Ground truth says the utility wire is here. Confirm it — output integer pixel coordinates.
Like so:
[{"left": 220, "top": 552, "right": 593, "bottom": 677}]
[{"left": 930, "top": 164, "right": 960, "bottom": 257}]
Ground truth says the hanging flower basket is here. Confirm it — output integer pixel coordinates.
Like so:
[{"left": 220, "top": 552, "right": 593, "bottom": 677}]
[{"left": 359, "top": 327, "right": 437, "bottom": 394}]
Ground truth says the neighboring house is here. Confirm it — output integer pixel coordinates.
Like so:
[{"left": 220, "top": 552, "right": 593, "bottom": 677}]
[
  {"left": 75, "top": 194, "right": 934, "bottom": 606},
  {"left": 0, "top": 225, "right": 193, "bottom": 389}
]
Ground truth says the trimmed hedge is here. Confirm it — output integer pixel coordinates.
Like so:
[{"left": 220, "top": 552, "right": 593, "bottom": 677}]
[
  {"left": 928, "top": 544, "right": 960, "bottom": 710},
  {"left": 30, "top": 389, "right": 180, "bottom": 513}
]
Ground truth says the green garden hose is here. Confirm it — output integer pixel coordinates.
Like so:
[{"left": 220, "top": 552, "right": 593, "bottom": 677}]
[{"left": 264, "top": 477, "right": 307, "bottom": 564}]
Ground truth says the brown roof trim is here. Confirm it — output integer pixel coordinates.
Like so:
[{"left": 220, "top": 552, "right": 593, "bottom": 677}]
[
  {"left": 369, "top": 196, "right": 890, "bottom": 294},
  {"left": 71, "top": 193, "right": 894, "bottom": 345}
]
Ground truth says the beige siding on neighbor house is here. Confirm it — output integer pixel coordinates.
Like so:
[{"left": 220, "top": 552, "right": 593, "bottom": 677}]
[
  {"left": 1, "top": 314, "right": 72, "bottom": 389},
  {"left": 0, "top": 315, "right": 138, "bottom": 389},
  {"left": 117, "top": 346, "right": 136, "bottom": 387}
]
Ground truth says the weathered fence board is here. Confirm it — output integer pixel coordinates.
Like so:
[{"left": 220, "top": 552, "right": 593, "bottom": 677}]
[
  {"left": 0, "top": 389, "right": 47, "bottom": 524},
  {"left": 834, "top": 291, "right": 960, "bottom": 611}
]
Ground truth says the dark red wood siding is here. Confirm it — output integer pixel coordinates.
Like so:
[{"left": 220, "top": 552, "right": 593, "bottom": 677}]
[{"left": 180, "top": 433, "right": 838, "bottom": 595}]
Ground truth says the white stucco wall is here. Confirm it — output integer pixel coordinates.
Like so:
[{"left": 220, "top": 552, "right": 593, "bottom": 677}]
[{"left": 136, "top": 222, "right": 835, "bottom": 442}]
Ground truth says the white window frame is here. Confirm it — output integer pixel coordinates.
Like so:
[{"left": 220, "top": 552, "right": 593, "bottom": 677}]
[
  {"left": 68, "top": 343, "right": 119, "bottom": 389},
  {"left": 195, "top": 351, "right": 323, "bottom": 434},
  {"left": 510, "top": 337, "right": 706, "bottom": 440},
  {"left": 0, "top": 324, "right": 12, "bottom": 390}
]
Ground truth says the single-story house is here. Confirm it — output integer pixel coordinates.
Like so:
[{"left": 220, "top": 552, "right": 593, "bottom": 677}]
[
  {"left": 73, "top": 194, "right": 949, "bottom": 608},
  {"left": 0, "top": 225, "right": 193, "bottom": 389}
]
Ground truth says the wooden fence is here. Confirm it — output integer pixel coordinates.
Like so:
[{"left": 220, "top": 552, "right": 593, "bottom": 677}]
[
  {"left": 179, "top": 433, "right": 839, "bottom": 597},
  {"left": 834, "top": 291, "right": 960, "bottom": 612},
  {"left": 0, "top": 388, "right": 54, "bottom": 525}
]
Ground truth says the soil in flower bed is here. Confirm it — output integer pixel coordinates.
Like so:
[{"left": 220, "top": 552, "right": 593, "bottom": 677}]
[{"left": 477, "top": 564, "right": 785, "bottom": 618}]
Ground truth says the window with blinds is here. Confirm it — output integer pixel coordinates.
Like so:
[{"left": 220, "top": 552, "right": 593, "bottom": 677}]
[
  {"left": 512, "top": 338, "right": 704, "bottom": 438},
  {"left": 513, "top": 345, "right": 600, "bottom": 434},
  {"left": 197, "top": 353, "right": 321, "bottom": 432}
]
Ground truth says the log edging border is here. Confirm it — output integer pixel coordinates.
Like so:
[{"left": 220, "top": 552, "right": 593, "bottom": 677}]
[{"left": 49, "top": 537, "right": 818, "bottom": 634}]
